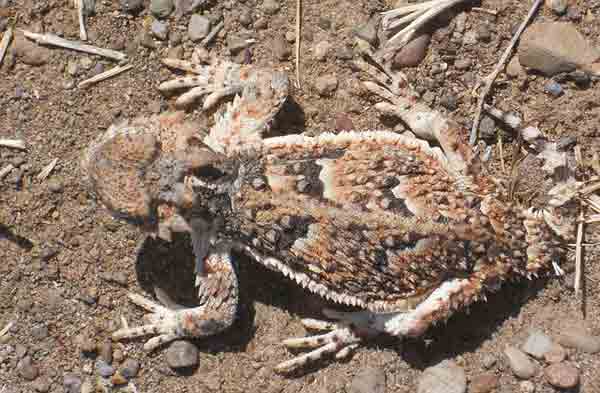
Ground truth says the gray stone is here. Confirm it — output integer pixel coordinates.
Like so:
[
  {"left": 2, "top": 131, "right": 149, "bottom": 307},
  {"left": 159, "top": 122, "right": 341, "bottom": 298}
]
[
  {"left": 96, "top": 360, "right": 115, "bottom": 377},
  {"left": 348, "top": 367, "right": 386, "bottom": 393},
  {"left": 33, "top": 376, "right": 52, "bottom": 392},
  {"left": 120, "top": 358, "right": 140, "bottom": 379},
  {"left": 188, "top": 14, "right": 211, "bottom": 42},
  {"left": 239, "top": 7, "right": 253, "bottom": 27},
  {"left": 546, "top": 0, "right": 568, "bottom": 15},
  {"left": 504, "top": 346, "right": 537, "bottom": 379},
  {"left": 522, "top": 330, "right": 554, "bottom": 359},
  {"left": 479, "top": 115, "right": 496, "bottom": 140},
  {"left": 120, "top": 0, "right": 143, "bottom": 13},
  {"left": 166, "top": 340, "right": 198, "bottom": 368},
  {"left": 454, "top": 58, "right": 471, "bottom": 70},
  {"left": 418, "top": 360, "right": 466, "bottom": 393},
  {"left": 228, "top": 36, "right": 249, "bottom": 55},
  {"left": 151, "top": 20, "right": 169, "bottom": 40},
  {"left": 151, "top": 0, "right": 174, "bottom": 18},
  {"left": 63, "top": 373, "right": 82, "bottom": 393},
  {"left": 315, "top": 74, "right": 338, "bottom": 96},
  {"left": 14, "top": 34, "right": 50, "bottom": 66},
  {"left": 272, "top": 35, "right": 291, "bottom": 60},
  {"left": 557, "top": 327, "right": 600, "bottom": 353},
  {"left": 544, "top": 80, "right": 563, "bottom": 97},
  {"left": 17, "top": 356, "right": 38, "bottom": 381},
  {"left": 262, "top": 0, "right": 280, "bottom": 15},
  {"left": 314, "top": 40, "right": 331, "bottom": 62}
]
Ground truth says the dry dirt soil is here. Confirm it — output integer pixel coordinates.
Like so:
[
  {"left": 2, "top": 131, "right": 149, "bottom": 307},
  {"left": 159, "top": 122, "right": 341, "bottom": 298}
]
[{"left": 1, "top": 0, "right": 600, "bottom": 392}]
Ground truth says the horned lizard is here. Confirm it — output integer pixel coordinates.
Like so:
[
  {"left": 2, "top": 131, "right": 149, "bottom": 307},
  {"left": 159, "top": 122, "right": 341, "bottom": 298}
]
[{"left": 81, "top": 56, "right": 579, "bottom": 372}]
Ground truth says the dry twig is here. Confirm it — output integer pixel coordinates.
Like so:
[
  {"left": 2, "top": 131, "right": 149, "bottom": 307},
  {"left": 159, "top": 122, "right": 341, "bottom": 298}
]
[
  {"left": 295, "top": 0, "right": 302, "bottom": 88},
  {"left": 0, "top": 26, "right": 13, "bottom": 67},
  {"left": 22, "top": 30, "right": 127, "bottom": 61},
  {"left": 0, "top": 139, "right": 26, "bottom": 150},
  {"left": 37, "top": 158, "right": 58, "bottom": 181},
  {"left": 78, "top": 64, "right": 133, "bottom": 88},
  {"left": 575, "top": 211, "right": 584, "bottom": 296},
  {"left": 0, "top": 321, "right": 14, "bottom": 337},
  {"left": 469, "top": 0, "right": 544, "bottom": 145},
  {"left": 0, "top": 164, "right": 14, "bottom": 180},
  {"left": 200, "top": 21, "right": 224, "bottom": 47},
  {"left": 75, "top": 0, "right": 87, "bottom": 41}
]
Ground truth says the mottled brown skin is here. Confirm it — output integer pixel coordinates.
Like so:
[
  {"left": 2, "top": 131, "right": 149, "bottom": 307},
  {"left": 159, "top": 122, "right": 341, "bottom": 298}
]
[{"left": 208, "top": 132, "right": 567, "bottom": 314}]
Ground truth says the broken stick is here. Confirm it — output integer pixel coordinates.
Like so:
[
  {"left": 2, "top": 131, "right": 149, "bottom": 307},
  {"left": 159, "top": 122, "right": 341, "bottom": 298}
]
[
  {"left": 0, "top": 139, "right": 26, "bottom": 150},
  {"left": 78, "top": 64, "right": 133, "bottom": 88},
  {"left": 22, "top": 30, "right": 126, "bottom": 62},
  {"left": 0, "top": 26, "right": 13, "bottom": 67}
]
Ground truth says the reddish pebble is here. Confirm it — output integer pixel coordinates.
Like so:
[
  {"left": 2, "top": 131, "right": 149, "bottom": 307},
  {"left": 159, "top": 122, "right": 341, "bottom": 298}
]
[
  {"left": 544, "top": 363, "right": 580, "bottom": 389},
  {"left": 544, "top": 344, "right": 567, "bottom": 364},
  {"left": 469, "top": 373, "right": 499, "bottom": 393}
]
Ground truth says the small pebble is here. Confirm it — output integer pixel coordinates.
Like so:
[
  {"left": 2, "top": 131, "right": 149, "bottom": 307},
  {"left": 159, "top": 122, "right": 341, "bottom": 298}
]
[
  {"left": 96, "top": 360, "right": 115, "bottom": 377},
  {"left": 392, "top": 33, "right": 430, "bottom": 68},
  {"left": 63, "top": 373, "right": 82, "bottom": 393},
  {"left": 80, "top": 380, "right": 93, "bottom": 393},
  {"left": 348, "top": 367, "right": 386, "bottom": 393},
  {"left": 166, "top": 340, "right": 199, "bottom": 369},
  {"left": 546, "top": 0, "right": 568, "bottom": 15},
  {"left": 430, "top": 62, "right": 447, "bottom": 75},
  {"left": 120, "top": 0, "right": 143, "bottom": 13},
  {"left": 17, "top": 356, "right": 38, "bottom": 381},
  {"left": 315, "top": 74, "right": 338, "bottom": 96},
  {"left": 150, "top": 0, "right": 173, "bottom": 18},
  {"left": 120, "top": 358, "right": 140, "bottom": 379},
  {"left": 476, "top": 25, "right": 492, "bottom": 42},
  {"left": 188, "top": 14, "right": 211, "bottom": 42},
  {"left": 417, "top": 360, "right": 466, "bottom": 393},
  {"left": 314, "top": 40, "right": 331, "bottom": 62},
  {"left": 522, "top": 330, "right": 554, "bottom": 359},
  {"left": 262, "top": 0, "right": 280, "bottom": 15},
  {"left": 100, "top": 271, "right": 128, "bottom": 286},
  {"left": 272, "top": 35, "right": 291, "bottom": 60},
  {"left": 439, "top": 94, "right": 457, "bottom": 111},
  {"left": 469, "top": 373, "right": 499, "bottom": 393},
  {"left": 97, "top": 339, "right": 112, "bottom": 364},
  {"left": 519, "top": 380, "right": 535, "bottom": 393},
  {"left": 544, "top": 344, "right": 567, "bottom": 363},
  {"left": 151, "top": 20, "right": 168, "bottom": 41},
  {"left": 544, "top": 363, "right": 579, "bottom": 389},
  {"left": 111, "top": 371, "right": 128, "bottom": 385},
  {"left": 228, "top": 36, "right": 249, "bottom": 55},
  {"left": 544, "top": 80, "right": 563, "bottom": 97},
  {"left": 454, "top": 58, "right": 471, "bottom": 70},
  {"left": 33, "top": 376, "right": 52, "bottom": 392},
  {"left": 504, "top": 346, "right": 537, "bottom": 379}
]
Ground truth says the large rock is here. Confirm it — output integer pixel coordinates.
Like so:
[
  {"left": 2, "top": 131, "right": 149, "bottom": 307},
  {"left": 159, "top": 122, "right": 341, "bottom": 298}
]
[
  {"left": 518, "top": 22, "right": 600, "bottom": 76},
  {"left": 417, "top": 360, "right": 466, "bottom": 393}
]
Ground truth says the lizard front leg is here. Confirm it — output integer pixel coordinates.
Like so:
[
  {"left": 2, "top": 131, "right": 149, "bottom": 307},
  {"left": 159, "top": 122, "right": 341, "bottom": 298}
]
[{"left": 113, "top": 246, "right": 238, "bottom": 351}]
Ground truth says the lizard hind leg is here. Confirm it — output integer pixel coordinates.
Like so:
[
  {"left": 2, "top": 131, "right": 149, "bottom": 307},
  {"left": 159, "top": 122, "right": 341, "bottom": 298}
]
[{"left": 113, "top": 248, "right": 239, "bottom": 351}]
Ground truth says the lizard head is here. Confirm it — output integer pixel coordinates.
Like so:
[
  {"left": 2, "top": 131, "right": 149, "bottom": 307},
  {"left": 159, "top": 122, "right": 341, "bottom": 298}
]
[{"left": 81, "top": 112, "right": 225, "bottom": 237}]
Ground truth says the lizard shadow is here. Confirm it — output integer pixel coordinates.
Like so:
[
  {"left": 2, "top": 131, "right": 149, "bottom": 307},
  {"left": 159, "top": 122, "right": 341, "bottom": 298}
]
[
  {"left": 0, "top": 223, "right": 34, "bottom": 250},
  {"left": 134, "top": 233, "right": 563, "bottom": 375}
]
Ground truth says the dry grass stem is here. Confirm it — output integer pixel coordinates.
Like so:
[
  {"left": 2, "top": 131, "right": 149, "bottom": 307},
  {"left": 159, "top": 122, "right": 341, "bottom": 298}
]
[
  {"left": 295, "top": 0, "right": 302, "bottom": 88},
  {"left": 37, "top": 158, "right": 58, "bottom": 181},
  {"left": 0, "top": 139, "right": 26, "bottom": 150},
  {"left": 574, "top": 211, "right": 584, "bottom": 296},
  {"left": 78, "top": 64, "right": 133, "bottom": 88},
  {"left": 22, "top": 30, "right": 126, "bottom": 61},
  {"left": 76, "top": 0, "right": 87, "bottom": 41},
  {"left": 0, "top": 321, "right": 14, "bottom": 337},
  {"left": 200, "top": 21, "right": 224, "bottom": 47},
  {"left": 0, "top": 27, "right": 13, "bottom": 67}
]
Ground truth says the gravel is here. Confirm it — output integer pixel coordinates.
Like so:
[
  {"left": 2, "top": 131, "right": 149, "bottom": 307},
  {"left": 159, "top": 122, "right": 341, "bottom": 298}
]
[{"left": 348, "top": 367, "right": 386, "bottom": 393}]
